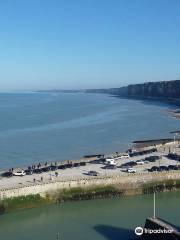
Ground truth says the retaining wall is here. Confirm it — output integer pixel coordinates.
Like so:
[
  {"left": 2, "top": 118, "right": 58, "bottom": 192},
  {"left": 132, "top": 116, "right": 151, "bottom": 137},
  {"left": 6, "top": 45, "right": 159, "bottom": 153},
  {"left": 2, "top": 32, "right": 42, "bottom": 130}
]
[{"left": 0, "top": 171, "right": 180, "bottom": 200}]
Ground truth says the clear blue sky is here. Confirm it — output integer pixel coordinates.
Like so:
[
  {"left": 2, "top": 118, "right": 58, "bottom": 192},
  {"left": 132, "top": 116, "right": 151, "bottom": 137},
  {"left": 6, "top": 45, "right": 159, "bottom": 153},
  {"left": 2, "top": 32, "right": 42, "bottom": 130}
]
[{"left": 0, "top": 0, "right": 180, "bottom": 90}]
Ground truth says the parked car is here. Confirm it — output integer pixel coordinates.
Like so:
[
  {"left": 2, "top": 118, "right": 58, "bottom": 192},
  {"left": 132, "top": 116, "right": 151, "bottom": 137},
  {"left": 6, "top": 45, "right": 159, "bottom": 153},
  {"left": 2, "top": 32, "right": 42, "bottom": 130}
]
[
  {"left": 127, "top": 161, "right": 137, "bottom": 167},
  {"left": 159, "top": 166, "right": 169, "bottom": 171},
  {"left": 65, "top": 163, "right": 73, "bottom": 168},
  {"left": 148, "top": 166, "right": 159, "bottom": 172},
  {"left": 120, "top": 161, "right": 137, "bottom": 168},
  {"left": 136, "top": 160, "right": 145, "bottom": 165},
  {"left": 120, "top": 162, "right": 128, "bottom": 167},
  {"left": 168, "top": 165, "right": 179, "bottom": 171},
  {"left": 2, "top": 171, "right": 13, "bottom": 178},
  {"left": 167, "top": 153, "right": 180, "bottom": 161},
  {"left": 87, "top": 171, "right": 100, "bottom": 176},
  {"left": 126, "top": 168, "right": 136, "bottom": 173},
  {"left": 145, "top": 156, "right": 159, "bottom": 162},
  {"left": 24, "top": 169, "right": 33, "bottom": 175},
  {"left": 13, "top": 170, "right": 26, "bottom": 176},
  {"left": 50, "top": 165, "right": 58, "bottom": 171},
  {"left": 41, "top": 166, "right": 51, "bottom": 172},
  {"left": 103, "top": 165, "right": 117, "bottom": 169},
  {"left": 58, "top": 165, "right": 66, "bottom": 169},
  {"left": 74, "top": 163, "right": 81, "bottom": 167},
  {"left": 33, "top": 168, "right": 43, "bottom": 174}
]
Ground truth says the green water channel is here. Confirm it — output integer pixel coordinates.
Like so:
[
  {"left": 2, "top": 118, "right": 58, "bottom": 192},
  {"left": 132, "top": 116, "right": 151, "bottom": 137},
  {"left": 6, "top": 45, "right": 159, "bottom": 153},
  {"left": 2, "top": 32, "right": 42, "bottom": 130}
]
[{"left": 0, "top": 191, "right": 179, "bottom": 240}]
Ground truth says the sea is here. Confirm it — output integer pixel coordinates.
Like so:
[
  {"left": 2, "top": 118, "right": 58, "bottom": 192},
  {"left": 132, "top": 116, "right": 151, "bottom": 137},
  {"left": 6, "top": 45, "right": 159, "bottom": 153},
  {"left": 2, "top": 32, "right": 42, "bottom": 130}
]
[
  {"left": 0, "top": 91, "right": 179, "bottom": 169},
  {"left": 0, "top": 92, "right": 180, "bottom": 240}
]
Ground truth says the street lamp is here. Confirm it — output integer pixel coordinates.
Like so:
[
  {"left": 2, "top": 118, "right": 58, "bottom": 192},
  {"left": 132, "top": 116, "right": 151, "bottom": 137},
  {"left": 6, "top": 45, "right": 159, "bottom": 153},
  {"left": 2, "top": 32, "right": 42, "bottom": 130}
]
[
  {"left": 170, "top": 131, "right": 179, "bottom": 153},
  {"left": 170, "top": 131, "right": 180, "bottom": 166},
  {"left": 153, "top": 192, "right": 156, "bottom": 219}
]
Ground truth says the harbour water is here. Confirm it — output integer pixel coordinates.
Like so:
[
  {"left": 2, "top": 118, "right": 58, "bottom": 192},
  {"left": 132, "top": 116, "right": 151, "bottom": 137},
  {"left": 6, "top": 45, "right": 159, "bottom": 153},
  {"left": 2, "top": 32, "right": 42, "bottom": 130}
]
[
  {"left": 0, "top": 92, "right": 179, "bottom": 169},
  {"left": 0, "top": 191, "right": 179, "bottom": 240}
]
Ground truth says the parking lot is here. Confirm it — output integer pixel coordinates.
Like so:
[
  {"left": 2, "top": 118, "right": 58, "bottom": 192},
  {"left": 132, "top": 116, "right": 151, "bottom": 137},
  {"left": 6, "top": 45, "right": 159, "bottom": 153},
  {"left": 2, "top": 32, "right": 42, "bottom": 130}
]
[{"left": 0, "top": 142, "right": 179, "bottom": 190}]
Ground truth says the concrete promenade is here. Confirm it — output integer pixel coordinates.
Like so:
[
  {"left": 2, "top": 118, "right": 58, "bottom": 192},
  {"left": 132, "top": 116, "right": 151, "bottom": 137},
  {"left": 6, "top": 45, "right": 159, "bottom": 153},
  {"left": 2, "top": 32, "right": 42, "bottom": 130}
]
[
  {"left": 0, "top": 170, "right": 180, "bottom": 200},
  {"left": 0, "top": 143, "right": 179, "bottom": 200}
]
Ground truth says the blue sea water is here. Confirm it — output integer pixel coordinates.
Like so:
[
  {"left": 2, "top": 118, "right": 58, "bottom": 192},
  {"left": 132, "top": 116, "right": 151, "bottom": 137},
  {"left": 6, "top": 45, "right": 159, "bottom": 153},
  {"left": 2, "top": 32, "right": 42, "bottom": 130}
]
[{"left": 0, "top": 92, "right": 179, "bottom": 168}]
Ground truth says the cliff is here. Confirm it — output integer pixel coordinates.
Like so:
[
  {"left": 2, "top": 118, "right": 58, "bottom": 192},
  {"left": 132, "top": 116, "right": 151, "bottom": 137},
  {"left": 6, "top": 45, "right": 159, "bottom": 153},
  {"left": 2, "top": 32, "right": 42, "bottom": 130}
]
[
  {"left": 86, "top": 80, "right": 180, "bottom": 104},
  {"left": 126, "top": 80, "right": 180, "bottom": 99}
]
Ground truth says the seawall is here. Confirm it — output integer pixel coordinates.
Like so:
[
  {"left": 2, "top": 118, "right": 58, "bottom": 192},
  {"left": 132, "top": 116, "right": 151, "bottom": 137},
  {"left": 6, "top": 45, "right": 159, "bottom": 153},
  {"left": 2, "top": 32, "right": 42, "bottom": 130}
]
[{"left": 1, "top": 171, "right": 180, "bottom": 200}]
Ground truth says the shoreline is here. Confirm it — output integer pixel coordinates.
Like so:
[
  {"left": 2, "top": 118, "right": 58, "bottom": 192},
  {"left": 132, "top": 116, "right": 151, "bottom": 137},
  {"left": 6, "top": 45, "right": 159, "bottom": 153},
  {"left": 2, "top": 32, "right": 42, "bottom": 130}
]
[
  {"left": 113, "top": 95, "right": 180, "bottom": 120},
  {"left": 86, "top": 90, "right": 180, "bottom": 120},
  {"left": 0, "top": 141, "right": 180, "bottom": 214},
  {"left": 168, "top": 109, "right": 180, "bottom": 119}
]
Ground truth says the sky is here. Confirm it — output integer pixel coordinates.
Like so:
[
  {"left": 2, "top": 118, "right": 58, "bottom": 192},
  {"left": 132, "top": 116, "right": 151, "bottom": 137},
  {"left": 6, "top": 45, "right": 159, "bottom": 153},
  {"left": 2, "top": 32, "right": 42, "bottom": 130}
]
[{"left": 0, "top": 0, "right": 180, "bottom": 90}]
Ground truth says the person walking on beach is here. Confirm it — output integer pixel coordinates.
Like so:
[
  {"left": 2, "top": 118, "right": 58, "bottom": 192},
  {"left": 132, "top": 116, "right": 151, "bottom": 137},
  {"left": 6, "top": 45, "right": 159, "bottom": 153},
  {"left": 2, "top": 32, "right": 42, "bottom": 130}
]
[
  {"left": 41, "top": 176, "right": 43, "bottom": 182},
  {"left": 50, "top": 174, "right": 53, "bottom": 181},
  {"left": 33, "top": 178, "right": 36, "bottom": 183}
]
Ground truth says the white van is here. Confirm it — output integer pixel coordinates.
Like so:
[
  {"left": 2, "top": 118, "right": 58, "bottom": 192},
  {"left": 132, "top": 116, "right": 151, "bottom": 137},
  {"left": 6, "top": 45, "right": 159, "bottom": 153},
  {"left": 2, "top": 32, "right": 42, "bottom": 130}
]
[{"left": 105, "top": 158, "right": 117, "bottom": 166}]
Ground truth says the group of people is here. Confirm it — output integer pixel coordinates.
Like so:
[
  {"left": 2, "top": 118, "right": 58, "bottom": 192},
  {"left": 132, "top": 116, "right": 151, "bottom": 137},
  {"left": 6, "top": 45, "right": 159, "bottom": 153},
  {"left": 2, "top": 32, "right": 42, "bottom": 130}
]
[
  {"left": 29, "top": 161, "right": 58, "bottom": 170},
  {"left": 33, "top": 171, "right": 59, "bottom": 184}
]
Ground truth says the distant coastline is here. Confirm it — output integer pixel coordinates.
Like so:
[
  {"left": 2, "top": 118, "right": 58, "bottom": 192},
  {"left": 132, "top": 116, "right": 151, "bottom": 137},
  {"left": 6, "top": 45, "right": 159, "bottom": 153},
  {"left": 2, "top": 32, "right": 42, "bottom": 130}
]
[
  {"left": 36, "top": 80, "right": 180, "bottom": 119},
  {"left": 36, "top": 80, "right": 180, "bottom": 107},
  {"left": 85, "top": 80, "right": 180, "bottom": 107},
  {"left": 86, "top": 80, "right": 180, "bottom": 119},
  {"left": 37, "top": 89, "right": 83, "bottom": 93}
]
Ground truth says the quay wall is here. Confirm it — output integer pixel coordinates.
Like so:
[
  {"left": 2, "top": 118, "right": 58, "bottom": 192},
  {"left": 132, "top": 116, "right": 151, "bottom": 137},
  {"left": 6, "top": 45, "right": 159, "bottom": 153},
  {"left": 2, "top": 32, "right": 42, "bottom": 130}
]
[{"left": 0, "top": 171, "right": 180, "bottom": 200}]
